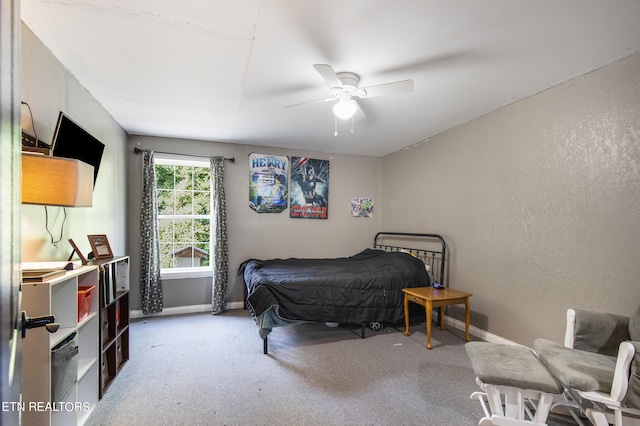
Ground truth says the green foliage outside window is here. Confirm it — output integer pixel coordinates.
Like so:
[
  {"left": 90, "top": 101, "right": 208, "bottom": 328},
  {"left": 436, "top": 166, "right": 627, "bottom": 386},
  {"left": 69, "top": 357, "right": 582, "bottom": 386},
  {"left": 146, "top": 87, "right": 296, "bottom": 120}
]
[{"left": 156, "top": 163, "right": 211, "bottom": 269}]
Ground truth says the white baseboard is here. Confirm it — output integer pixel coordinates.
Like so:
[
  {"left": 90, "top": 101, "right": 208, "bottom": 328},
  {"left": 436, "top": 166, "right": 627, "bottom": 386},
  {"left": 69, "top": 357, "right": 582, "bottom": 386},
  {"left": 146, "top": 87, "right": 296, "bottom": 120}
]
[
  {"left": 131, "top": 301, "right": 245, "bottom": 319},
  {"left": 443, "top": 315, "right": 517, "bottom": 345}
]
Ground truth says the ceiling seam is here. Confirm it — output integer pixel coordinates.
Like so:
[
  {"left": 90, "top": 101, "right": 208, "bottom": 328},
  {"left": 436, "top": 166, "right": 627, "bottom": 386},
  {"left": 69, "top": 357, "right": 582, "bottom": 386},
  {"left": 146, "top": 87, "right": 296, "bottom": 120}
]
[{"left": 230, "top": 0, "right": 264, "bottom": 139}]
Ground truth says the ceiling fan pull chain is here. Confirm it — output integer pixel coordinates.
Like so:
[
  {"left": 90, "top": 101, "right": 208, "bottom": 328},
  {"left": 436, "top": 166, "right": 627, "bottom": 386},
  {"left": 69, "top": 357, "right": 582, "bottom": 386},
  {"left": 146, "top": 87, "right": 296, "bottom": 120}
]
[
  {"left": 334, "top": 115, "right": 338, "bottom": 136},
  {"left": 351, "top": 116, "right": 355, "bottom": 134}
]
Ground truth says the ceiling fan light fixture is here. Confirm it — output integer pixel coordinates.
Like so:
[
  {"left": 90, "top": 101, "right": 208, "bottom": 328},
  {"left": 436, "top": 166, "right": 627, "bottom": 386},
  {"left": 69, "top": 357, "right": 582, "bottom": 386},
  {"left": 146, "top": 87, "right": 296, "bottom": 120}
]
[{"left": 333, "top": 98, "right": 357, "bottom": 120}]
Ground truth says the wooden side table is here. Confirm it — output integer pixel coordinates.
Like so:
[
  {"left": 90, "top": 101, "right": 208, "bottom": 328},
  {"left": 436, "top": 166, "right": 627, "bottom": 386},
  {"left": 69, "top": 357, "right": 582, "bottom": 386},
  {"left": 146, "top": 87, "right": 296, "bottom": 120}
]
[{"left": 402, "top": 286, "right": 472, "bottom": 349}]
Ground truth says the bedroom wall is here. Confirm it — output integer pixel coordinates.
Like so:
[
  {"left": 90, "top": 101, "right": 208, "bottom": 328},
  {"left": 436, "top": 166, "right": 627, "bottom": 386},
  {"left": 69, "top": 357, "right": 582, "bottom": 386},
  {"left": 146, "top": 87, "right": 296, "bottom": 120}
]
[
  {"left": 20, "top": 23, "right": 128, "bottom": 261},
  {"left": 380, "top": 53, "right": 640, "bottom": 347},
  {"left": 127, "top": 135, "right": 381, "bottom": 312}
]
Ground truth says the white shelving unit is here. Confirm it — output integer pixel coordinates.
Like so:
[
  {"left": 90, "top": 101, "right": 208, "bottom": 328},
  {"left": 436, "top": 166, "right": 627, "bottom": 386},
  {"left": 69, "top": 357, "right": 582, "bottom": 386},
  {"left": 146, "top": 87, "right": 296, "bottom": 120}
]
[{"left": 22, "top": 266, "right": 99, "bottom": 426}]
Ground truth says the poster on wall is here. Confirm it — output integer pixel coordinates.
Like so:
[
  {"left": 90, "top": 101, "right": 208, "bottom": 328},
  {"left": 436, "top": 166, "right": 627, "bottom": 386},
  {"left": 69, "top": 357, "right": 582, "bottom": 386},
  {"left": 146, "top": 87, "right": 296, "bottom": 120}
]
[
  {"left": 351, "top": 197, "right": 373, "bottom": 217},
  {"left": 249, "top": 153, "right": 288, "bottom": 213},
  {"left": 290, "top": 157, "right": 329, "bottom": 219}
]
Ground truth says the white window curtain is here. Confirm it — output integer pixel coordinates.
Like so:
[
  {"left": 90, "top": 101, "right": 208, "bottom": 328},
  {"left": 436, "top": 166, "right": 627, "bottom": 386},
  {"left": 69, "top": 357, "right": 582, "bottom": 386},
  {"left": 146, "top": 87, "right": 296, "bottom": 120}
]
[
  {"left": 140, "top": 150, "right": 164, "bottom": 314},
  {"left": 210, "top": 156, "right": 229, "bottom": 314}
]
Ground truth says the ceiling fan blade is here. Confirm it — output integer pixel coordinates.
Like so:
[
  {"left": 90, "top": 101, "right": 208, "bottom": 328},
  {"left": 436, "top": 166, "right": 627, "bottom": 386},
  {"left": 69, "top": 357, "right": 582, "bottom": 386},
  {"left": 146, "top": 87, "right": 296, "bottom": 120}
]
[
  {"left": 353, "top": 100, "right": 366, "bottom": 121},
  {"left": 284, "top": 96, "right": 336, "bottom": 109},
  {"left": 359, "top": 79, "right": 414, "bottom": 98},
  {"left": 313, "top": 64, "right": 344, "bottom": 89}
]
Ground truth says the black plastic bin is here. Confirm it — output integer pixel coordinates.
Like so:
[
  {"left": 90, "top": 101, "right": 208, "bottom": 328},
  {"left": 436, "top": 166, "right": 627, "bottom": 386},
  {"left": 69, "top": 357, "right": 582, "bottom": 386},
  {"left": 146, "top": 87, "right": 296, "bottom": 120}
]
[{"left": 51, "top": 332, "right": 78, "bottom": 402}]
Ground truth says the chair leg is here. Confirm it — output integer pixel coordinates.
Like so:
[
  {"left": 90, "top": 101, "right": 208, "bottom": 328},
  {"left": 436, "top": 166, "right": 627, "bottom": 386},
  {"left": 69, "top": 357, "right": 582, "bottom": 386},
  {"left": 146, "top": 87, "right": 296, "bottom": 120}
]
[
  {"left": 585, "top": 409, "right": 612, "bottom": 426},
  {"left": 586, "top": 407, "right": 640, "bottom": 426},
  {"left": 470, "top": 378, "right": 556, "bottom": 426}
]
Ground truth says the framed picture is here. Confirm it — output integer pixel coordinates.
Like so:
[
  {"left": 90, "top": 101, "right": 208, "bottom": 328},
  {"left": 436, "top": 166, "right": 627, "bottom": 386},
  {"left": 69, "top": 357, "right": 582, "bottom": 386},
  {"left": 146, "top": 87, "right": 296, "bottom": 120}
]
[
  {"left": 87, "top": 234, "right": 113, "bottom": 259},
  {"left": 67, "top": 238, "right": 88, "bottom": 265}
]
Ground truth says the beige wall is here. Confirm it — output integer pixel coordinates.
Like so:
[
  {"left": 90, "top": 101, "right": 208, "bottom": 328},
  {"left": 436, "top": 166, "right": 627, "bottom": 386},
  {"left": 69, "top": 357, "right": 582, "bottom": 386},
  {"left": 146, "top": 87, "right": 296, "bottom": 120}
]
[
  {"left": 20, "top": 23, "right": 128, "bottom": 261},
  {"left": 127, "top": 135, "right": 381, "bottom": 310},
  {"left": 381, "top": 53, "right": 640, "bottom": 347}
]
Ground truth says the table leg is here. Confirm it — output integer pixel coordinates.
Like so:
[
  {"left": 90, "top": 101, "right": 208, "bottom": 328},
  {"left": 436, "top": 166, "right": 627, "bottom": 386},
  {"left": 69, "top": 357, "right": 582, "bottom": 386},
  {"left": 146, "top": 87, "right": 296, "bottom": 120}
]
[
  {"left": 403, "top": 293, "right": 410, "bottom": 336},
  {"left": 425, "top": 300, "right": 433, "bottom": 349},
  {"left": 464, "top": 297, "right": 471, "bottom": 342},
  {"left": 439, "top": 307, "right": 445, "bottom": 331}
]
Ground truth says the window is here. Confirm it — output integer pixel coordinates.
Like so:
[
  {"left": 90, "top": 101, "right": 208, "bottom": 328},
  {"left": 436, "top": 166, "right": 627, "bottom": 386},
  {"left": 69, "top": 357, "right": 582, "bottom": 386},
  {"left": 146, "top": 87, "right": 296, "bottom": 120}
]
[{"left": 155, "top": 154, "right": 212, "bottom": 278}]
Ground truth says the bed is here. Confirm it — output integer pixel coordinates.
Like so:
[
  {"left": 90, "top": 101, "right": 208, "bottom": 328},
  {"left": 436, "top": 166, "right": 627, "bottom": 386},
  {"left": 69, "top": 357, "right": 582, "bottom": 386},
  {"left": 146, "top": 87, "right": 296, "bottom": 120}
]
[{"left": 240, "top": 232, "right": 446, "bottom": 353}]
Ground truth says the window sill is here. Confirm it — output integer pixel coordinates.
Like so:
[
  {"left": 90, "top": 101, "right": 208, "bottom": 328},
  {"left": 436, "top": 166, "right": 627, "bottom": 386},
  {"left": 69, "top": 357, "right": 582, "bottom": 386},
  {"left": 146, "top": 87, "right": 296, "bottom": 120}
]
[{"left": 160, "top": 269, "right": 212, "bottom": 280}]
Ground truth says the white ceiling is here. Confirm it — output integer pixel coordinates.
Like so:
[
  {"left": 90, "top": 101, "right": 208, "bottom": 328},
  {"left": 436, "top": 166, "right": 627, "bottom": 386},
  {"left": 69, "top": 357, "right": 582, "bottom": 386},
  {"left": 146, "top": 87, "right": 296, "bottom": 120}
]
[{"left": 21, "top": 0, "right": 640, "bottom": 157}]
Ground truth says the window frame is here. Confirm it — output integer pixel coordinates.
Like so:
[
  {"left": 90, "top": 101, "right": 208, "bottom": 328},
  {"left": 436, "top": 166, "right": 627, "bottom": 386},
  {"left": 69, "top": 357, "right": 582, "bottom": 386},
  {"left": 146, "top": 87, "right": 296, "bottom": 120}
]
[{"left": 154, "top": 153, "right": 213, "bottom": 280}]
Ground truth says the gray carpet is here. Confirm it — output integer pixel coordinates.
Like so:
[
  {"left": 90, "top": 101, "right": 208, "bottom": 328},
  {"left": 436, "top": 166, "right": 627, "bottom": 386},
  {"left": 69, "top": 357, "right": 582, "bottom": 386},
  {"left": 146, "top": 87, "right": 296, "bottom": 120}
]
[{"left": 85, "top": 309, "right": 581, "bottom": 426}]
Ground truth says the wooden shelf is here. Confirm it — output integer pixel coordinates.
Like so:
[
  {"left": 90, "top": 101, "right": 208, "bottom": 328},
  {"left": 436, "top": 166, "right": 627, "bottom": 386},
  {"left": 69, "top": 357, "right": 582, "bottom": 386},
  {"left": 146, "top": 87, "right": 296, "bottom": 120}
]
[{"left": 88, "top": 256, "right": 130, "bottom": 399}]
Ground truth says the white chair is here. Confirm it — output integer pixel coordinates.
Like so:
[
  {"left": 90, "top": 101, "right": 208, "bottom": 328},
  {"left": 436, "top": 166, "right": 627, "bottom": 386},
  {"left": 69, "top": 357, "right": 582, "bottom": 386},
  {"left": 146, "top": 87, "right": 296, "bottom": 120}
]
[{"left": 533, "top": 307, "right": 640, "bottom": 426}]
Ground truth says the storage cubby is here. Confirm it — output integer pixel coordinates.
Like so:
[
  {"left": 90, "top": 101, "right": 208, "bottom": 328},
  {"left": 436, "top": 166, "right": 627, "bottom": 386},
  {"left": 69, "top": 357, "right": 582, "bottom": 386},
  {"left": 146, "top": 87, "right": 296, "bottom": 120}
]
[
  {"left": 89, "top": 256, "right": 130, "bottom": 398},
  {"left": 22, "top": 266, "right": 100, "bottom": 426}
]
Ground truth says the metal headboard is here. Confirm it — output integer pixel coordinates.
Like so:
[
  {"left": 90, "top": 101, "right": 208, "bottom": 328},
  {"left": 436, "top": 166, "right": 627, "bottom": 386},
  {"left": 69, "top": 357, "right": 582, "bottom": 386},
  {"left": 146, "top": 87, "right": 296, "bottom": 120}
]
[{"left": 373, "top": 232, "right": 447, "bottom": 287}]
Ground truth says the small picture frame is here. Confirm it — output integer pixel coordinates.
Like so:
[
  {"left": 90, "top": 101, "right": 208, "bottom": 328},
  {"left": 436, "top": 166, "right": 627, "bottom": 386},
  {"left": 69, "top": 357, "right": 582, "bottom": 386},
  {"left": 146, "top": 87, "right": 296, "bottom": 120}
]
[
  {"left": 87, "top": 234, "right": 113, "bottom": 259},
  {"left": 68, "top": 238, "right": 88, "bottom": 265}
]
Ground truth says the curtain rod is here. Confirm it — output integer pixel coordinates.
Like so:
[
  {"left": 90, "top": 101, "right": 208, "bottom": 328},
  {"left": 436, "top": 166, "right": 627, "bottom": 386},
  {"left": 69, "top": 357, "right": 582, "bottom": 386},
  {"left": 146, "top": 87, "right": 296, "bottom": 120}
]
[{"left": 133, "top": 147, "right": 235, "bottom": 163}]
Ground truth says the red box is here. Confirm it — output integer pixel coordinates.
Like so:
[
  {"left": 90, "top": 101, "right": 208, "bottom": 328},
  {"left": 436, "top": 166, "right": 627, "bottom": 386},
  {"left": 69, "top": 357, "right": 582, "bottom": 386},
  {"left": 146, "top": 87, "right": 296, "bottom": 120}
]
[{"left": 78, "top": 285, "right": 95, "bottom": 322}]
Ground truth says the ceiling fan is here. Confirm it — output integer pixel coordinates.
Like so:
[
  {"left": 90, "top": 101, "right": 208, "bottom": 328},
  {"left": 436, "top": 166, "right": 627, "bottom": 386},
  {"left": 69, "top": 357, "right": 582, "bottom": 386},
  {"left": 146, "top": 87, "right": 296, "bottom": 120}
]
[{"left": 286, "top": 64, "right": 414, "bottom": 121}]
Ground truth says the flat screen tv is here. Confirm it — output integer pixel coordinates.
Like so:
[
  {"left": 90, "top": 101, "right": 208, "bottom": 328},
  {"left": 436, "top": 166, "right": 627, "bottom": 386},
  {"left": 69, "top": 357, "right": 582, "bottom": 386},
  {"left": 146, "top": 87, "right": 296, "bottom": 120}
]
[{"left": 51, "top": 112, "right": 105, "bottom": 186}]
